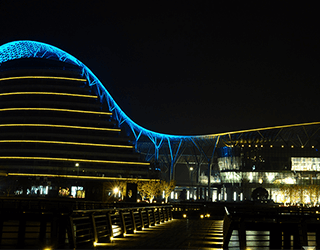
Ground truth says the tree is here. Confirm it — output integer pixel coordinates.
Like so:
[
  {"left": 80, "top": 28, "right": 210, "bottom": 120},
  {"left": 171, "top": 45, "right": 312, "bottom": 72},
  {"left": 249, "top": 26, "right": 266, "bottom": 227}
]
[
  {"left": 137, "top": 181, "right": 160, "bottom": 203},
  {"left": 159, "top": 180, "right": 176, "bottom": 203},
  {"left": 305, "top": 184, "right": 320, "bottom": 206}
]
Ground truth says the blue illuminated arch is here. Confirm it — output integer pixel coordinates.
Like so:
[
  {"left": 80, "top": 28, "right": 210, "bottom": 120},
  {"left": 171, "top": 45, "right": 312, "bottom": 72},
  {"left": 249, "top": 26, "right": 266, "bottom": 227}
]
[
  {"left": 0, "top": 40, "right": 198, "bottom": 143},
  {"left": 1, "top": 41, "right": 320, "bottom": 182}
]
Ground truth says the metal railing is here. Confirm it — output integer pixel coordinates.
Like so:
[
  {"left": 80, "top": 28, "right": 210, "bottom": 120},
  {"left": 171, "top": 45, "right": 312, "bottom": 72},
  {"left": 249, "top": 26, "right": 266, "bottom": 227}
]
[{"left": 0, "top": 198, "right": 173, "bottom": 249}]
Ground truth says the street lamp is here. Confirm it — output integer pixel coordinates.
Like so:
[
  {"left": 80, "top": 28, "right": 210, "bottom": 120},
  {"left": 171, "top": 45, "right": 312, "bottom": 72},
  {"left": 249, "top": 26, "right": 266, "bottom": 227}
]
[
  {"left": 189, "top": 167, "right": 194, "bottom": 200},
  {"left": 113, "top": 187, "right": 119, "bottom": 198}
]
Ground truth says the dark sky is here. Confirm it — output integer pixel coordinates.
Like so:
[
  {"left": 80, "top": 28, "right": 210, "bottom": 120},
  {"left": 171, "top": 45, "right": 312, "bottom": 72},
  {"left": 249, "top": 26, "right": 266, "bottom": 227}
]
[{"left": 0, "top": 1, "right": 319, "bottom": 135}]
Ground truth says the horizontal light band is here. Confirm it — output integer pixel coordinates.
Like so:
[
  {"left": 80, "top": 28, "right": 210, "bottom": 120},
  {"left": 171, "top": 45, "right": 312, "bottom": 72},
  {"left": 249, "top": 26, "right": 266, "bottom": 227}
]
[
  {"left": 7, "top": 172, "right": 158, "bottom": 182},
  {"left": 0, "top": 124, "right": 121, "bottom": 132},
  {"left": 0, "top": 156, "right": 150, "bottom": 165},
  {"left": 0, "top": 92, "right": 97, "bottom": 98},
  {"left": 0, "top": 107, "right": 112, "bottom": 115},
  {"left": 0, "top": 140, "right": 134, "bottom": 148},
  {"left": 0, "top": 76, "right": 87, "bottom": 82}
]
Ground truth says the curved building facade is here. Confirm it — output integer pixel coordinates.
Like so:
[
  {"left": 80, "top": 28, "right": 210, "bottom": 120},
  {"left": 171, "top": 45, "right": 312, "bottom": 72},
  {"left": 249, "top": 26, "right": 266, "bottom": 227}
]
[
  {"left": 1, "top": 41, "right": 320, "bottom": 205},
  {"left": 0, "top": 56, "right": 153, "bottom": 199}
]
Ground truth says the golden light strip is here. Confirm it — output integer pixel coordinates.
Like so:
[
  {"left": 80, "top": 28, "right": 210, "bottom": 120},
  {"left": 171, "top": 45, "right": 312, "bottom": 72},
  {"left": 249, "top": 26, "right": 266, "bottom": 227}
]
[
  {"left": 0, "top": 107, "right": 112, "bottom": 115},
  {"left": 0, "top": 156, "right": 150, "bottom": 165},
  {"left": 0, "top": 124, "right": 121, "bottom": 132},
  {"left": 202, "top": 121, "right": 320, "bottom": 138},
  {"left": 0, "top": 140, "right": 134, "bottom": 148},
  {"left": 0, "top": 92, "right": 97, "bottom": 98},
  {"left": 7, "top": 173, "right": 158, "bottom": 182},
  {"left": 0, "top": 76, "right": 87, "bottom": 82}
]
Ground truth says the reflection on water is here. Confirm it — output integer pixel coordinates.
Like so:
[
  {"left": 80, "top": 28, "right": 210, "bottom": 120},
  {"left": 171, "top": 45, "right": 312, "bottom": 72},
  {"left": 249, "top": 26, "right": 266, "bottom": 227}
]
[{"left": 228, "top": 230, "right": 316, "bottom": 250}]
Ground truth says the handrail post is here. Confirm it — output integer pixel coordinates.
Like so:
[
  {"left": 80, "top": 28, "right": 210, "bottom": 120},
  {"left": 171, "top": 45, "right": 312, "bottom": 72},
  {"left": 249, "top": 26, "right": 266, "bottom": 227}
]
[
  {"left": 106, "top": 211, "right": 113, "bottom": 241},
  {"left": 139, "top": 209, "right": 145, "bottom": 230},
  {"left": 163, "top": 207, "right": 168, "bottom": 221},
  {"left": 169, "top": 206, "right": 173, "bottom": 220},
  {"left": 157, "top": 208, "right": 162, "bottom": 223},
  {"left": 152, "top": 208, "right": 157, "bottom": 225},
  {"left": 90, "top": 213, "right": 98, "bottom": 244},
  {"left": 66, "top": 216, "right": 76, "bottom": 249},
  {"left": 146, "top": 208, "right": 151, "bottom": 227},
  {"left": 120, "top": 211, "right": 127, "bottom": 236},
  {"left": 130, "top": 210, "right": 137, "bottom": 233}
]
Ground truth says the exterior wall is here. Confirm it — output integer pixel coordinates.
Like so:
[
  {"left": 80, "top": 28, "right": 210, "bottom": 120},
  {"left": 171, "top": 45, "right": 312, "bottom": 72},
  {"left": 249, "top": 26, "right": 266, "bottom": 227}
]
[{"left": 0, "top": 59, "right": 155, "bottom": 200}]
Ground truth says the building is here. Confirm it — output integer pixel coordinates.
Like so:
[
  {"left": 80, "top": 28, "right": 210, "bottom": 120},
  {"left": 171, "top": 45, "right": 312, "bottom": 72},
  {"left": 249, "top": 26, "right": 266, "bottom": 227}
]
[
  {"left": 0, "top": 41, "right": 157, "bottom": 200},
  {"left": 1, "top": 41, "right": 320, "bottom": 204}
]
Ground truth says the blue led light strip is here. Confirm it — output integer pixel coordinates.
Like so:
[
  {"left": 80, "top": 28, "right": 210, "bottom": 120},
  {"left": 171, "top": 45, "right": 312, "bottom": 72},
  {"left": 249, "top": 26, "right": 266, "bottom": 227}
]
[
  {"left": 0, "top": 40, "right": 194, "bottom": 144},
  {"left": 1, "top": 41, "right": 320, "bottom": 149}
]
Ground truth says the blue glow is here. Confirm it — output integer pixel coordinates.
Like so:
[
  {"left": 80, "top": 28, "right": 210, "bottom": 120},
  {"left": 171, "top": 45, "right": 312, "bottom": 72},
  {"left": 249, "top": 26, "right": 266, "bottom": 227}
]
[
  {"left": 0, "top": 40, "right": 199, "bottom": 145},
  {"left": 3, "top": 41, "right": 320, "bottom": 182}
]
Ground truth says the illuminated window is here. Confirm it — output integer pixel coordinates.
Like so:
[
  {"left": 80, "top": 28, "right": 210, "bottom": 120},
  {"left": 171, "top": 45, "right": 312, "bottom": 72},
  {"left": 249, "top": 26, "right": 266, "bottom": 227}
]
[{"left": 291, "top": 157, "right": 320, "bottom": 171}]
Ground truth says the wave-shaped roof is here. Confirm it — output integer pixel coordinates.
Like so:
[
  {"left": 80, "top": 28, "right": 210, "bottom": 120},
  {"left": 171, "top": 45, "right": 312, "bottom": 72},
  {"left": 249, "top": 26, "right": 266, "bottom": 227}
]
[{"left": 1, "top": 40, "right": 320, "bottom": 180}]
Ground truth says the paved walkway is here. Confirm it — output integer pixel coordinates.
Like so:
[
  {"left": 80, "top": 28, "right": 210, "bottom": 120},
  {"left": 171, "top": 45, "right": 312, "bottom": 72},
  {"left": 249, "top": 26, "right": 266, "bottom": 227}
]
[{"left": 95, "top": 219, "right": 223, "bottom": 249}]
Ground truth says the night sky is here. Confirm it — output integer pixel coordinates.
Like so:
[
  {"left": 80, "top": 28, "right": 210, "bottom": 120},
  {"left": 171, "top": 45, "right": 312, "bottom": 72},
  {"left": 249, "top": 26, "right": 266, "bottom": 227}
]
[{"left": 0, "top": 1, "right": 319, "bottom": 135}]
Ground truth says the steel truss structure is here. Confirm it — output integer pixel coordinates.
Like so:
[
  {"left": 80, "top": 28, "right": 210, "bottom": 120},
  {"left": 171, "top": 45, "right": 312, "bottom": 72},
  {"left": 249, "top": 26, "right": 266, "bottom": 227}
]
[{"left": 1, "top": 41, "right": 320, "bottom": 198}]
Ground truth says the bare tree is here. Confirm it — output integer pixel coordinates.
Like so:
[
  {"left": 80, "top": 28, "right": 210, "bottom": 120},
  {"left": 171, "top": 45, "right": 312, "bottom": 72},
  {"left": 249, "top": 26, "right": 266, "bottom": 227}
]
[
  {"left": 159, "top": 180, "right": 176, "bottom": 203},
  {"left": 137, "top": 181, "right": 160, "bottom": 203}
]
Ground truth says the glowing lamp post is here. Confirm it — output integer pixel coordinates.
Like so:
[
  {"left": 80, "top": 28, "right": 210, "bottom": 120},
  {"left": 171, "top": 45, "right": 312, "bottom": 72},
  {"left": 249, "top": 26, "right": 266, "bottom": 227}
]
[{"left": 113, "top": 187, "right": 119, "bottom": 198}]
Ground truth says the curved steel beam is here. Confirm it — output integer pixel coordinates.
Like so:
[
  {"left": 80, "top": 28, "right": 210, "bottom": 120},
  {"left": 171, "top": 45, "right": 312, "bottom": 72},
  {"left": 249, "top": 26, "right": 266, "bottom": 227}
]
[{"left": 1, "top": 41, "right": 320, "bottom": 174}]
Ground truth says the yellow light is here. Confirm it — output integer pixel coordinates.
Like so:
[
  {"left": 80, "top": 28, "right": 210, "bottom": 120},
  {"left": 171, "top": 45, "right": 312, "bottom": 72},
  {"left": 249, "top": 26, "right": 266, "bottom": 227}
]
[
  {"left": 206, "top": 213, "right": 210, "bottom": 218},
  {"left": 43, "top": 248, "right": 52, "bottom": 250},
  {"left": 0, "top": 124, "right": 121, "bottom": 132},
  {"left": 0, "top": 107, "right": 112, "bottom": 115},
  {"left": 183, "top": 214, "right": 187, "bottom": 218},
  {"left": 281, "top": 145, "right": 284, "bottom": 148},
  {"left": 200, "top": 214, "right": 204, "bottom": 219},
  {"left": 113, "top": 187, "right": 119, "bottom": 193},
  {"left": 0, "top": 156, "right": 150, "bottom": 165},
  {"left": 0, "top": 92, "right": 97, "bottom": 98},
  {"left": 7, "top": 172, "right": 157, "bottom": 181},
  {"left": 270, "top": 145, "right": 273, "bottom": 147},
  {"left": 291, "top": 145, "right": 294, "bottom": 148},
  {"left": 0, "top": 140, "right": 134, "bottom": 148},
  {"left": 0, "top": 76, "right": 87, "bottom": 82}
]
